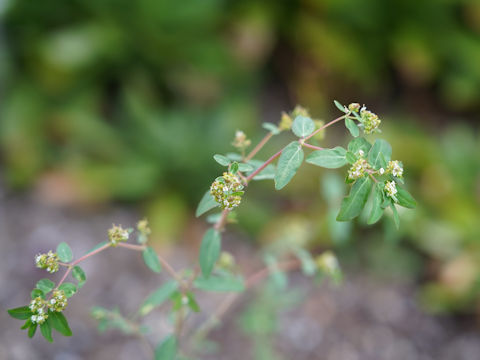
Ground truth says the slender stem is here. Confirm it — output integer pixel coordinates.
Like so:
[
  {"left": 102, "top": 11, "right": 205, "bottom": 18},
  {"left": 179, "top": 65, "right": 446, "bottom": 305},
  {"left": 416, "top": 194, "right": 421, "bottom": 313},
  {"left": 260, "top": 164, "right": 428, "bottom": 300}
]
[
  {"left": 302, "top": 143, "right": 324, "bottom": 151},
  {"left": 191, "top": 258, "right": 301, "bottom": 338},
  {"left": 245, "top": 148, "right": 283, "bottom": 183},
  {"left": 214, "top": 209, "right": 230, "bottom": 231},
  {"left": 304, "top": 114, "right": 347, "bottom": 141},
  {"left": 116, "top": 242, "right": 145, "bottom": 251},
  {"left": 245, "top": 132, "right": 273, "bottom": 162},
  {"left": 175, "top": 306, "right": 186, "bottom": 339},
  {"left": 117, "top": 243, "right": 182, "bottom": 283},
  {"left": 55, "top": 243, "right": 111, "bottom": 290}
]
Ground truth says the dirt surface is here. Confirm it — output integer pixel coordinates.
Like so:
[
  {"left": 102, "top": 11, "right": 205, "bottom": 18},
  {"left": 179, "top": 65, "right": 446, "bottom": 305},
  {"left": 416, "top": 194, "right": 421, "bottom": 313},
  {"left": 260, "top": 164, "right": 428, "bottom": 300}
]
[{"left": 1, "top": 189, "right": 480, "bottom": 360}]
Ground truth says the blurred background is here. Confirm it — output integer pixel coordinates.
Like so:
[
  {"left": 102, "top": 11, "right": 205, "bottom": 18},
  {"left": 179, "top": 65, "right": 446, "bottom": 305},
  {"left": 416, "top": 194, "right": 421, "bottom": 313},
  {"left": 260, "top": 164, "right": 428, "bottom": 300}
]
[{"left": 1, "top": 0, "right": 480, "bottom": 359}]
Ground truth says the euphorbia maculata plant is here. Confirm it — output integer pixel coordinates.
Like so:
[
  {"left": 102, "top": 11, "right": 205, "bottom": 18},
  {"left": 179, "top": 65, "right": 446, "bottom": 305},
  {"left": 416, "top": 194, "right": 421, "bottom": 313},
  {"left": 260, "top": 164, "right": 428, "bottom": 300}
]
[{"left": 7, "top": 101, "right": 416, "bottom": 359}]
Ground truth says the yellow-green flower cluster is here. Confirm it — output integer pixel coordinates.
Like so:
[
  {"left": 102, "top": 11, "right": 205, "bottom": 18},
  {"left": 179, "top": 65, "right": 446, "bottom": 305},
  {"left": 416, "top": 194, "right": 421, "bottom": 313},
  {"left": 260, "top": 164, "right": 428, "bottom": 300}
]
[
  {"left": 49, "top": 290, "right": 67, "bottom": 312},
  {"left": 108, "top": 224, "right": 129, "bottom": 246},
  {"left": 217, "top": 251, "right": 235, "bottom": 270},
  {"left": 232, "top": 130, "right": 251, "bottom": 151},
  {"left": 210, "top": 172, "right": 244, "bottom": 210},
  {"left": 348, "top": 156, "right": 371, "bottom": 180},
  {"left": 29, "top": 297, "right": 49, "bottom": 324},
  {"left": 387, "top": 160, "right": 403, "bottom": 178},
  {"left": 35, "top": 251, "right": 60, "bottom": 273},
  {"left": 137, "top": 219, "right": 151, "bottom": 237},
  {"left": 385, "top": 180, "right": 398, "bottom": 199},
  {"left": 315, "top": 251, "right": 340, "bottom": 275},
  {"left": 279, "top": 112, "right": 293, "bottom": 131},
  {"left": 360, "top": 108, "right": 381, "bottom": 134}
]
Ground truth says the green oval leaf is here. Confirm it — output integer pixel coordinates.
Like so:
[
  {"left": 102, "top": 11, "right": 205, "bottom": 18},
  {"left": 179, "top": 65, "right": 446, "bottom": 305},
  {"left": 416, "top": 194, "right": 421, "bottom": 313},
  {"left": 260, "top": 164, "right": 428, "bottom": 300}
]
[
  {"left": 367, "top": 184, "right": 384, "bottom": 225},
  {"left": 142, "top": 247, "right": 162, "bottom": 273},
  {"left": 139, "top": 280, "right": 178, "bottom": 316},
  {"left": 40, "top": 319, "right": 53, "bottom": 343},
  {"left": 390, "top": 204, "right": 400, "bottom": 229},
  {"left": 262, "top": 122, "right": 280, "bottom": 135},
  {"left": 49, "top": 311, "right": 72, "bottom": 337},
  {"left": 155, "top": 335, "right": 177, "bottom": 360},
  {"left": 31, "top": 289, "right": 44, "bottom": 299},
  {"left": 345, "top": 118, "right": 359, "bottom": 137},
  {"left": 72, "top": 266, "right": 86, "bottom": 289},
  {"left": 7, "top": 306, "right": 32, "bottom": 320},
  {"left": 58, "top": 282, "right": 77, "bottom": 298},
  {"left": 274, "top": 142, "right": 304, "bottom": 190},
  {"left": 28, "top": 323, "right": 37, "bottom": 338},
  {"left": 337, "top": 177, "right": 373, "bottom": 221},
  {"left": 213, "top": 154, "right": 231, "bottom": 166},
  {"left": 230, "top": 161, "right": 239, "bottom": 174},
  {"left": 334, "top": 100, "right": 348, "bottom": 113},
  {"left": 199, "top": 229, "right": 221, "bottom": 278},
  {"left": 56, "top": 242, "right": 73, "bottom": 263},
  {"left": 36, "top": 279, "right": 55, "bottom": 294},
  {"left": 196, "top": 190, "right": 219, "bottom": 217},
  {"left": 306, "top": 147, "right": 347, "bottom": 169},
  {"left": 368, "top": 139, "right": 392, "bottom": 169},
  {"left": 348, "top": 137, "right": 371, "bottom": 155},
  {"left": 292, "top": 115, "right": 315, "bottom": 137},
  {"left": 238, "top": 163, "right": 254, "bottom": 172},
  {"left": 396, "top": 187, "right": 416, "bottom": 209},
  {"left": 194, "top": 273, "right": 245, "bottom": 292}
]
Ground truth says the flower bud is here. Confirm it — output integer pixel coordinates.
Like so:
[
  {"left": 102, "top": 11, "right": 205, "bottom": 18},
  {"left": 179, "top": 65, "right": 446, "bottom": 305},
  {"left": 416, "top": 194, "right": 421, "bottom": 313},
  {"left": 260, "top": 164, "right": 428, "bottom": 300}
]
[
  {"left": 348, "top": 103, "right": 361, "bottom": 112},
  {"left": 360, "top": 109, "right": 381, "bottom": 134},
  {"left": 232, "top": 130, "right": 251, "bottom": 150}
]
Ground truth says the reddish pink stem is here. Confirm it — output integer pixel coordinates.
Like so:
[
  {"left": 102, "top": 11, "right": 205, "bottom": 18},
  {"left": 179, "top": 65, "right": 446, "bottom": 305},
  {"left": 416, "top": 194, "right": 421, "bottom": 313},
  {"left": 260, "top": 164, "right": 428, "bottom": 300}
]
[
  {"left": 304, "top": 114, "right": 346, "bottom": 141},
  {"left": 55, "top": 243, "right": 111, "bottom": 290},
  {"left": 245, "top": 132, "right": 274, "bottom": 161},
  {"left": 245, "top": 148, "right": 283, "bottom": 182},
  {"left": 302, "top": 143, "right": 324, "bottom": 151}
]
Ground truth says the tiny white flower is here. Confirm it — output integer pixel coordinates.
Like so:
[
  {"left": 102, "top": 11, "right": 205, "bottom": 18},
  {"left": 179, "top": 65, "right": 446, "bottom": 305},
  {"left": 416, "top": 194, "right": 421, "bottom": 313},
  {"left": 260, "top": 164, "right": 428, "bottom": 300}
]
[
  {"left": 358, "top": 150, "right": 364, "bottom": 157},
  {"left": 181, "top": 296, "right": 189, "bottom": 305},
  {"left": 385, "top": 181, "right": 397, "bottom": 198},
  {"left": 50, "top": 299, "right": 56, "bottom": 304},
  {"left": 379, "top": 168, "right": 385, "bottom": 174},
  {"left": 31, "top": 315, "right": 37, "bottom": 322}
]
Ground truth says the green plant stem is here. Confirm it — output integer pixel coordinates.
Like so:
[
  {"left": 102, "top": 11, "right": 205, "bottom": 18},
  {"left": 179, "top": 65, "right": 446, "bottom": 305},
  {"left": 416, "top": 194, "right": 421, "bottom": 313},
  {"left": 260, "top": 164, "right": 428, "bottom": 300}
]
[
  {"left": 244, "top": 132, "right": 274, "bottom": 161},
  {"left": 304, "top": 114, "right": 347, "bottom": 141}
]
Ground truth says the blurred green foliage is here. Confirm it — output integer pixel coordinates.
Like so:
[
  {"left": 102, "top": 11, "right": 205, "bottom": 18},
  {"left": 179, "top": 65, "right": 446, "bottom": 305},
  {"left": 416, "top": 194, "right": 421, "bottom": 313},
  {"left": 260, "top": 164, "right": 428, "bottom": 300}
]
[{"left": 1, "top": 0, "right": 480, "bottom": 315}]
